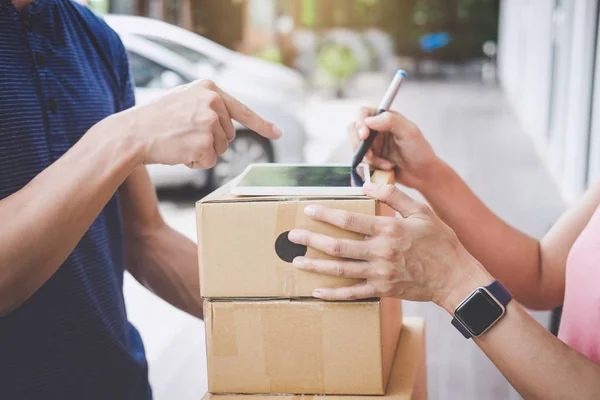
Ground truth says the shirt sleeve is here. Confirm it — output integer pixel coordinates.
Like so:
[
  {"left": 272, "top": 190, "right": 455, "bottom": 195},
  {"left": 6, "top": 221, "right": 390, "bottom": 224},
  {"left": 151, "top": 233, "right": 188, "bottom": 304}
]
[{"left": 118, "top": 43, "right": 136, "bottom": 112}]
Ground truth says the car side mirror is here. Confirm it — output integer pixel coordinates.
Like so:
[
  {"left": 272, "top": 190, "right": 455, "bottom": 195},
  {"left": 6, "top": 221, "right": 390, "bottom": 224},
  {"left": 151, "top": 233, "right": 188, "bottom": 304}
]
[{"left": 160, "top": 70, "right": 185, "bottom": 89}]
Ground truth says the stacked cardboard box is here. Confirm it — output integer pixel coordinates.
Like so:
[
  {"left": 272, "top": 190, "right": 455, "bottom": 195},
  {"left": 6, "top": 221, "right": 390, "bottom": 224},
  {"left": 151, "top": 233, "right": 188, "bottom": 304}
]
[
  {"left": 203, "top": 318, "right": 427, "bottom": 400},
  {"left": 197, "top": 171, "right": 420, "bottom": 397}
]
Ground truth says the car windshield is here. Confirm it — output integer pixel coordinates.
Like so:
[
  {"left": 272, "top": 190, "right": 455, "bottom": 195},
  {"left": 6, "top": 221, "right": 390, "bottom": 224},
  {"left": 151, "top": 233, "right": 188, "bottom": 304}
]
[
  {"left": 136, "top": 34, "right": 212, "bottom": 65},
  {"left": 127, "top": 51, "right": 189, "bottom": 89}
]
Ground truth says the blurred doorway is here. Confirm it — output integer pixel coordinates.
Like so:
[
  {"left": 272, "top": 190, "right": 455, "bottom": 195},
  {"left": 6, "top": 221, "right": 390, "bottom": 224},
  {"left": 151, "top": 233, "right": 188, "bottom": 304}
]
[{"left": 547, "top": 0, "right": 574, "bottom": 180}]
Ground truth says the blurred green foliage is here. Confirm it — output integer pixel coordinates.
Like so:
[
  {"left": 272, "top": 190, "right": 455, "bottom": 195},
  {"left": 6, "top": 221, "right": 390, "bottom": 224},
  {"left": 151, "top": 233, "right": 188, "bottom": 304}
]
[
  {"left": 293, "top": 0, "right": 499, "bottom": 62},
  {"left": 255, "top": 45, "right": 284, "bottom": 64},
  {"left": 316, "top": 43, "right": 359, "bottom": 95},
  {"left": 301, "top": 0, "right": 317, "bottom": 27},
  {"left": 88, "top": 0, "right": 109, "bottom": 14}
]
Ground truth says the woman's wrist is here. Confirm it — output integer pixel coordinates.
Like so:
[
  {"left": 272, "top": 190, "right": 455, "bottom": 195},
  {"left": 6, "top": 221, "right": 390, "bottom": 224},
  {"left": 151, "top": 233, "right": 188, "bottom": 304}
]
[
  {"left": 411, "top": 157, "right": 453, "bottom": 193},
  {"left": 436, "top": 257, "right": 495, "bottom": 314}
]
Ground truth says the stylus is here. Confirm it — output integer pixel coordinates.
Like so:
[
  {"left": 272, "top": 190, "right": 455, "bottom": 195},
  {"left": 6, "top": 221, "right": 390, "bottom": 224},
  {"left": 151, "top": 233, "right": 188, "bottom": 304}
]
[{"left": 351, "top": 70, "right": 406, "bottom": 169}]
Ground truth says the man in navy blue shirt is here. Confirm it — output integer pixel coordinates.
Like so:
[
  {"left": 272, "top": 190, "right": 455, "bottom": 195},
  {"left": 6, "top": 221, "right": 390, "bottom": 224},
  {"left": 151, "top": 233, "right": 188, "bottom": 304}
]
[{"left": 0, "top": 0, "right": 282, "bottom": 398}]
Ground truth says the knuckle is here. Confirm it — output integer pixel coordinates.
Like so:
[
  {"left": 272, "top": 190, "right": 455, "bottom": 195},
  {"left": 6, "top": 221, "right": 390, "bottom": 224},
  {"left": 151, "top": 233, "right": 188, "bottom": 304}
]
[
  {"left": 207, "top": 111, "right": 220, "bottom": 125},
  {"left": 202, "top": 133, "right": 215, "bottom": 147},
  {"left": 341, "top": 213, "right": 356, "bottom": 229},
  {"left": 330, "top": 240, "right": 344, "bottom": 257},
  {"left": 299, "top": 259, "right": 314, "bottom": 271},
  {"left": 382, "top": 184, "right": 397, "bottom": 201},
  {"left": 415, "top": 203, "right": 430, "bottom": 214},
  {"left": 239, "top": 102, "right": 252, "bottom": 118},
  {"left": 195, "top": 110, "right": 219, "bottom": 126},
  {"left": 201, "top": 152, "right": 217, "bottom": 168},
  {"left": 380, "top": 221, "right": 399, "bottom": 236},
  {"left": 380, "top": 247, "right": 398, "bottom": 262},
  {"left": 199, "top": 79, "right": 217, "bottom": 90},
  {"left": 380, "top": 112, "right": 393, "bottom": 126},
  {"left": 190, "top": 149, "right": 204, "bottom": 163},
  {"left": 215, "top": 139, "right": 228, "bottom": 155},
  {"left": 376, "top": 267, "right": 394, "bottom": 280},
  {"left": 206, "top": 91, "right": 221, "bottom": 107},
  {"left": 333, "top": 263, "right": 346, "bottom": 277},
  {"left": 406, "top": 123, "right": 421, "bottom": 138}
]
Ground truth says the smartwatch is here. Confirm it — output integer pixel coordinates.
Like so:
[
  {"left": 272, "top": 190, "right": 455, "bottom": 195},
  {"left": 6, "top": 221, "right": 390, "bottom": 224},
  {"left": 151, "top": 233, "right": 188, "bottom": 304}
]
[{"left": 451, "top": 280, "right": 512, "bottom": 339}]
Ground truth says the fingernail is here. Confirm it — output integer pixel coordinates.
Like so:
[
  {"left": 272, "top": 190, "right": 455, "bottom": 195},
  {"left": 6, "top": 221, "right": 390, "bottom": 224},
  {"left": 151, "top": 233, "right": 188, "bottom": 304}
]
[
  {"left": 304, "top": 205, "right": 316, "bottom": 217},
  {"left": 293, "top": 257, "right": 305, "bottom": 268},
  {"left": 272, "top": 125, "right": 283, "bottom": 137},
  {"left": 365, "top": 116, "right": 375, "bottom": 124},
  {"left": 287, "top": 230, "right": 301, "bottom": 242},
  {"left": 313, "top": 289, "right": 323, "bottom": 298},
  {"left": 360, "top": 126, "right": 369, "bottom": 137},
  {"left": 362, "top": 183, "right": 379, "bottom": 193}
]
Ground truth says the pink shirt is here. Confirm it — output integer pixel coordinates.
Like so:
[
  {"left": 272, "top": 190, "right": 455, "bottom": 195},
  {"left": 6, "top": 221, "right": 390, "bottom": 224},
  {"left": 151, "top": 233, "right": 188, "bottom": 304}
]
[{"left": 558, "top": 205, "right": 600, "bottom": 363}]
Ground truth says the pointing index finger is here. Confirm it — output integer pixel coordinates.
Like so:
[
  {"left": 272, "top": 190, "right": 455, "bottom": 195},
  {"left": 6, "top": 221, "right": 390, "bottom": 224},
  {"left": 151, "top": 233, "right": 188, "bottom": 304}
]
[{"left": 217, "top": 88, "right": 283, "bottom": 139}]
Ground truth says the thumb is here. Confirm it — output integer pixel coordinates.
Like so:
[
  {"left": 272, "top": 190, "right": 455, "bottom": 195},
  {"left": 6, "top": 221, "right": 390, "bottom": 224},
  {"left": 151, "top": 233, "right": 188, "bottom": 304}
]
[
  {"left": 362, "top": 183, "right": 424, "bottom": 217},
  {"left": 365, "top": 111, "right": 412, "bottom": 136}
]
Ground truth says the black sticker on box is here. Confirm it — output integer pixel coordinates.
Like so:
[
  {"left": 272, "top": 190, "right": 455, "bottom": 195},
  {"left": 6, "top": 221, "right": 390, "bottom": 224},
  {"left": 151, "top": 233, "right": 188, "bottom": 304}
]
[{"left": 275, "top": 231, "right": 307, "bottom": 263}]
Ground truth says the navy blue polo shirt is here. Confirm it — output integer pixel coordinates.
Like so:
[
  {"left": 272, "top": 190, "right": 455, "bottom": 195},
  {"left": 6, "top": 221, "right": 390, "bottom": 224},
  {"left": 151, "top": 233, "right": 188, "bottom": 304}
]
[{"left": 0, "top": 1, "right": 151, "bottom": 399}]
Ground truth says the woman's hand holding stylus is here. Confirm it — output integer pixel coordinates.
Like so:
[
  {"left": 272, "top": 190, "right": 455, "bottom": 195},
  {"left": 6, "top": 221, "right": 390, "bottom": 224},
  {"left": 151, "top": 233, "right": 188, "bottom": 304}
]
[{"left": 349, "top": 107, "right": 441, "bottom": 190}]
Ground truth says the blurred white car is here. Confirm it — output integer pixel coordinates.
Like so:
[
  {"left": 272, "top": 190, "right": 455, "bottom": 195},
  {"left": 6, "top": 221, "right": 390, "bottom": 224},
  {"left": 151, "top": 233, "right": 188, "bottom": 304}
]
[
  {"left": 104, "top": 14, "right": 306, "bottom": 110},
  {"left": 118, "top": 34, "right": 306, "bottom": 189}
]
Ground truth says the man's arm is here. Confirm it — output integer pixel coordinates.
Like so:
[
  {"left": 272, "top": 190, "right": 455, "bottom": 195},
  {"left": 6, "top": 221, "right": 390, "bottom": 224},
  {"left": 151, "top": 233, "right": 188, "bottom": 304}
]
[
  {"left": 421, "top": 161, "right": 600, "bottom": 310},
  {"left": 0, "top": 125, "right": 141, "bottom": 316},
  {"left": 0, "top": 79, "right": 281, "bottom": 317},
  {"left": 119, "top": 167, "right": 203, "bottom": 319}
]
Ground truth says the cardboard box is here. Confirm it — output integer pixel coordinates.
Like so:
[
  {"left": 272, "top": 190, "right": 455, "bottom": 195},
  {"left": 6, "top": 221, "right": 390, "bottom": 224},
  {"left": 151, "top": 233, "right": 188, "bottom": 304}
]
[
  {"left": 204, "top": 297, "right": 403, "bottom": 395},
  {"left": 196, "top": 170, "right": 395, "bottom": 298},
  {"left": 203, "top": 317, "right": 427, "bottom": 400}
]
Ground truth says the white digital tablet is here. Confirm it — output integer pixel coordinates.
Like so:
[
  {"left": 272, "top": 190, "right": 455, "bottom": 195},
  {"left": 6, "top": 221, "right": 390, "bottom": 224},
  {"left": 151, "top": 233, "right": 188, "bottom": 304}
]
[{"left": 230, "top": 164, "right": 371, "bottom": 196}]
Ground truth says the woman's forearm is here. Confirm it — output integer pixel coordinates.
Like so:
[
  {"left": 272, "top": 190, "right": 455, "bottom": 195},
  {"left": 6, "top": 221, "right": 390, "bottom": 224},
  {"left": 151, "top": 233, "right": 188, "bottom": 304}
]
[
  {"left": 418, "top": 160, "right": 552, "bottom": 308},
  {"left": 442, "top": 267, "right": 600, "bottom": 400}
]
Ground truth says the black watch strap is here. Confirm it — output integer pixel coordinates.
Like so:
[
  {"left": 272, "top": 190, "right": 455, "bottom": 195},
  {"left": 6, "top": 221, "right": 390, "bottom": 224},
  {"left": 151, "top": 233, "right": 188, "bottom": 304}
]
[{"left": 451, "top": 280, "right": 512, "bottom": 339}]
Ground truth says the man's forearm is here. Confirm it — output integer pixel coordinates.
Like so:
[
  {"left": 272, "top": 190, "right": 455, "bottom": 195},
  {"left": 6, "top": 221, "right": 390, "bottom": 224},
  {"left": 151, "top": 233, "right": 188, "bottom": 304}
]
[
  {"left": 442, "top": 268, "right": 600, "bottom": 400},
  {"left": 0, "top": 120, "right": 141, "bottom": 315},
  {"left": 417, "top": 160, "right": 546, "bottom": 308},
  {"left": 125, "top": 224, "right": 203, "bottom": 319}
]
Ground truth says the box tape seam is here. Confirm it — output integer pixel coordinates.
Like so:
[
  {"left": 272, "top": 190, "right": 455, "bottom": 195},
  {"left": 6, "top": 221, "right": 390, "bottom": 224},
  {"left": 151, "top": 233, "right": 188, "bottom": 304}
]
[{"left": 274, "top": 201, "right": 299, "bottom": 296}]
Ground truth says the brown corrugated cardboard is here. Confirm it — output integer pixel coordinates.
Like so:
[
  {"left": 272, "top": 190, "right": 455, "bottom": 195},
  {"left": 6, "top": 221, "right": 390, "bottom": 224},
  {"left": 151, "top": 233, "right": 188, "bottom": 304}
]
[
  {"left": 196, "top": 170, "right": 395, "bottom": 298},
  {"left": 204, "top": 297, "right": 403, "bottom": 395},
  {"left": 202, "top": 317, "right": 426, "bottom": 400}
]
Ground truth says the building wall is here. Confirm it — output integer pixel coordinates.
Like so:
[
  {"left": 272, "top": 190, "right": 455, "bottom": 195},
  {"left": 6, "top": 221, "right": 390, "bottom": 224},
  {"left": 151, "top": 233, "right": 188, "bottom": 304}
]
[{"left": 498, "top": 0, "right": 600, "bottom": 202}]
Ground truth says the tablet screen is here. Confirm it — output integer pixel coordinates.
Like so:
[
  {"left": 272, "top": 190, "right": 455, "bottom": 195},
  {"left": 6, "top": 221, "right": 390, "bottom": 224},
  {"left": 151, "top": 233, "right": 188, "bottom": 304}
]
[{"left": 237, "top": 165, "right": 366, "bottom": 187}]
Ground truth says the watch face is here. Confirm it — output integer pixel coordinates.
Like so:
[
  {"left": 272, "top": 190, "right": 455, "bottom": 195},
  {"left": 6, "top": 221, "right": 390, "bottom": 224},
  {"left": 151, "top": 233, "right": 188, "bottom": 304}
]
[{"left": 455, "top": 288, "right": 504, "bottom": 336}]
